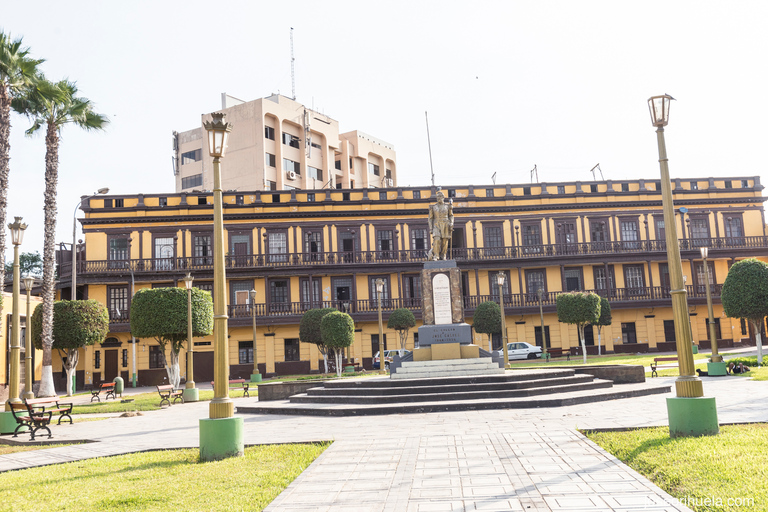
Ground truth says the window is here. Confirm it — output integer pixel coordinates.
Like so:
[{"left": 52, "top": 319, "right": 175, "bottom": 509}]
[
  {"left": 269, "top": 279, "right": 290, "bottom": 312},
  {"left": 266, "top": 180, "right": 277, "bottom": 191},
  {"left": 742, "top": 179, "right": 749, "bottom": 188},
  {"left": 149, "top": 346, "right": 163, "bottom": 369},
  {"left": 525, "top": 269, "right": 546, "bottom": 297},
  {"left": 523, "top": 186, "right": 531, "bottom": 195},
  {"left": 195, "top": 282, "right": 213, "bottom": 296},
  {"left": 264, "top": 126, "right": 275, "bottom": 140},
  {"left": 267, "top": 232, "right": 288, "bottom": 263},
  {"left": 484, "top": 226, "right": 504, "bottom": 256},
  {"left": 197, "top": 195, "right": 207, "bottom": 205},
  {"left": 122, "top": 349, "right": 128, "bottom": 367},
  {"left": 411, "top": 228, "right": 429, "bottom": 258},
  {"left": 664, "top": 320, "right": 676, "bottom": 342},
  {"left": 583, "top": 325, "right": 594, "bottom": 346},
  {"left": 403, "top": 274, "right": 421, "bottom": 307},
  {"left": 236, "top": 195, "right": 244, "bottom": 205},
  {"left": 284, "top": 339, "right": 300, "bottom": 361},
  {"left": 181, "top": 149, "right": 202, "bottom": 165},
  {"left": 725, "top": 180, "right": 733, "bottom": 189},
  {"left": 621, "top": 322, "right": 637, "bottom": 343},
  {"left": 239, "top": 341, "right": 253, "bottom": 364},
  {"left": 335, "top": 160, "right": 342, "bottom": 170},
  {"left": 689, "top": 217, "right": 709, "bottom": 246},
  {"left": 621, "top": 183, "right": 629, "bottom": 192},
  {"left": 724, "top": 216, "right": 743, "bottom": 245},
  {"left": 690, "top": 181, "right": 698, "bottom": 190},
  {"left": 655, "top": 218, "right": 665, "bottom": 242},
  {"left": 447, "top": 189, "right": 456, "bottom": 198},
  {"left": 342, "top": 192, "right": 350, "bottom": 201},
  {"left": 303, "top": 231, "right": 322, "bottom": 261},
  {"left": 624, "top": 265, "right": 645, "bottom": 295},
  {"left": 368, "top": 163, "right": 380, "bottom": 175},
  {"left": 385, "top": 168, "right": 392, "bottom": 179},
  {"left": 283, "top": 158, "right": 300, "bottom": 175},
  {"left": 557, "top": 185, "right": 565, "bottom": 194},
  {"left": 370, "top": 277, "right": 390, "bottom": 306},
  {"left": 377, "top": 229, "right": 395, "bottom": 259},
  {"left": 307, "top": 193, "right": 315, "bottom": 202},
  {"left": 704, "top": 318, "right": 722, "bottom": 340},
  {"left": 620, "top": 219, "right": 639, "bottom": 249},
  {"left": 114, "top": 198, "right": 124, "bottom": 208},
  {"left": 413, "top": 190, "right": 421, "bottom": 199},
  {"left": 521, "top": 223, "right": 542, "bottom": 254},
  {"left": 371, "top": 333, "right": 387, "bottom": 355},
  {"left": 154, "top": 236, "right": 175, "bottom": 271},
  {"left": 194, "top": 235, "right": 212, "bottom": 266},
  {"left": 590, "top": 184, "right": 597, "bottom": 193},
  {"left": 108, "top": 236, "right": 129, "bottom": 268},
  {"left": 590, "top": 220, "right": 609, "bottom": 247},
  {"left": 266, "top": 153, "right": 276, "bottom": 167},
  {"left": 489, "top": 271, "right": 511, "bottom": 297},
  {"left": 282, "top": 133, "right": 300, "bottom": 148},
  {"left": 486, "top": 188, "right": 495, "bottom": 198},
  {"left": 300, "top": 278, "right": 321, "bottom": 308},
  {"left": 311, "top": 141, "right": 321, "bottom": 150},
  {"left": 159, "top": 197, "right": 167, "bottom": 207},
  {"left": 181, "top": 174, "right": 202, "bottom": 189},
  {"left": 230, "top": 280, "right": 253, "bottom": 307},
  {"left": 94, "top": 351, "right": 100, "bottom": 369},
  {"left": 104, "top": 198, "right": 112, "bottom": 208},
  {"left": 379, "top": 191, "right": 387, "bottom": 200},
  {"left": 308, "top": 167, "right": 323, "bottom": 181},
  {"left": 564, "top": 268, "right": 582, "bottom": 292},
  {"left": 695, "top": 262, "right": 715, "bottom": 294},
  {"left": 534, "top": 326, "right": 550, "bottom": 348},
  {"left": 593, "top": 266, "right": 615, "bottom": 296}
]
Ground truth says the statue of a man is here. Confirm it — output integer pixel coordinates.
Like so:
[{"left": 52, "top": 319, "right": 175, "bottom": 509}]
[{"left": 427, "top": 190, "right": 454, "bottom": 261}]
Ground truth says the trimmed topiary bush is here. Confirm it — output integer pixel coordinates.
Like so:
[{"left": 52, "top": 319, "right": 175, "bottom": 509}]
[{"left": 320, "top": 311, "right": 355, "bottom": 377}]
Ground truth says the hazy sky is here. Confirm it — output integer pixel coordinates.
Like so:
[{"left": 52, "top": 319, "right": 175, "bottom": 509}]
[{"left": 3, "top": 0, "right": 767, "bottom": 260}]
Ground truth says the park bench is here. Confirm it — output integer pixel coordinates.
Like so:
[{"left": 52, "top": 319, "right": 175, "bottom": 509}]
[
  {"left": 156, "top": 384, "right": 184, "bottom": 407},
  {"left": 24, "top": 396, "right": 73, "bottom": 426},
  {"left": 9, "top": 399, "right": 57, "bottom": 441},
  {"left": 650, "top": 356, "right": 679, "bottom": 377},
  {"left": 90, "top": 381, "right": 117, "bottom": 402},
  {"left": 545, "top": 348, "right": 570, "bottom": 362},
  {"left": 210, "top": 379, "right": 250, "bottom": 398}
]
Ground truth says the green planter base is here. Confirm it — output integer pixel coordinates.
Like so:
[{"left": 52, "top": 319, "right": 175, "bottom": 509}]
[
  {"left": 691, "top": 345, "right": 699, "bottom": 354},
  {"left": 250, "top": 373, "right": 262, "bottom": 383},
  {"left": 182, "top": 388, "right": 199, "bottom": 402},
  {"left": 0, "top": 410, "right": 26, "bottom": 435},
  {"left": 199, "top": 417, "right": 244, "bottom": 462},
  {"left": 667, "top": 397, "right": 719, "bottom": 437},
  {"left": 707, "top": 361, "right": 728, "bottom": 376}
]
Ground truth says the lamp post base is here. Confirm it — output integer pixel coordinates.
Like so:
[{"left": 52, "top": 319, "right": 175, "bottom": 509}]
[
  {"left": 199, "top": 417, "right": 244, "bottom": 461},
  {"left": 182, "top": 388, "right": 199, "bottom": 402},
  {"left": 666, "top": 397, "right": 719, "bottom": 437},
  {"left": 250, "top": 373, "right": 262, "bottom": 383},
  {"left": 707, "top": 361, "right": 728, "bottom": 376},
  {"left": 0, "top": 411, "right": 26, "bottom": 435}
]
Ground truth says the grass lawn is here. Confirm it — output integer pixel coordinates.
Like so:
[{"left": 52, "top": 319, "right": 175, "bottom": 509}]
[
  {"left": 71, "top": 388, "right": 248, "bottom": 415},
  {"left": 584, "top": 424, "right": 768, "bottom": 511},
  {"left": 0, "top": 442, "right": 82, "bottom": 455},
  {"left": 0, "top": 442, "right": 330, "bottom": 511}
]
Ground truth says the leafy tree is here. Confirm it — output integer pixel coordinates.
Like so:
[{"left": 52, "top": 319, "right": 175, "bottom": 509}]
[
  {"left": 595, "top": 297, "right": 612, "bottom": 356},
  {"left": 299, "top": 307, "right": 337, "bottom": 374},
  {"left": 320, "top": 311, "right": 355, "bottom": 377},
  {"left": 130, "top": 287, "right": 213, "bottom": 387},
  {"left": 473, "top": 301, "right": 501, "bottom": 351},
  {"left": 30, "top": 300, "right": 108, "bottom": 396},
  {"left": 556, "top": 292, "right": 601, "bottom": 364},
  {"left": 387, "top": 308, "right": 416, "bottom": 351},
  {"left": 721, "top": 258, "right": 768, "bottom": 365},
  {"left": 0, "top": 33, "right": 42, "bottom": 313},
  {"left": 13, "top": 76, "right": 108, "bottom": 396},
  {"left": 4, "top": 250, "right": 42, "bottom": 277}
]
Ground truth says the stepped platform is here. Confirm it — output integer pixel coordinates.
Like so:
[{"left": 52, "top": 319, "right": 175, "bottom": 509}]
[
  {"left": 391, "top": 357, "right": 505, "bottom": 379},
  {"left": 239, "top": 367, "right": 671, "bottom": 417}
]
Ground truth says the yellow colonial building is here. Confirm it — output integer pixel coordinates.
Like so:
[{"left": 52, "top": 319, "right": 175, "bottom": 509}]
[{"left": 52, "top": 176, "right": 767, "bottom": 390}]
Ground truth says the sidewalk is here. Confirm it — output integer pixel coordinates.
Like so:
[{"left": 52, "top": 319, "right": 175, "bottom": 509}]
[{"left": 2, "top": 374, "right": 766, "bottom": 511}]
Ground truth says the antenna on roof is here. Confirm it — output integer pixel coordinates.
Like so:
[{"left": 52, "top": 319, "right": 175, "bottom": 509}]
[
  {"left": 589, "top": 163, "right": 604, "bottom": 180},
  {"left": 530, "top": 164, "right": 538, "bottom": 183},
  {"left": 425, "top": 111, "right": 435, "bottom": 187},
  {"left": 290, "top": 28, "right": 296, "bottom": 100},
  {"left": 491, "top": 172, "right": 497, "bottom": 185}
]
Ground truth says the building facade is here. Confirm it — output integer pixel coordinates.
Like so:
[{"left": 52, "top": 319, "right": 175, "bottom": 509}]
[
  {"left": 55, "top": 176, "right": 767, "bottom": 389},
  {"left": 173, "top": 94, "right": 397, "bottom": 194}
]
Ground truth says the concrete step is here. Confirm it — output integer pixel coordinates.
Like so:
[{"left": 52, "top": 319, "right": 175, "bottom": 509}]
[
  {"left": 400, "top": 357, "right": 496, "bottom": 368},
  {"left": 321, "top": 368, "right": 578, "bottom": 388},
  {"left": 392, "top": 358, "right": 505, "bottom": 379},
  {"left": 391, "top": 367, "right": 505, "bottom": 379}
]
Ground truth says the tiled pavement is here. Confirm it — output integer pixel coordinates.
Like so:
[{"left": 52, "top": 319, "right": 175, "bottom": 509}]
[{"left": 1, "top": 370, "right": 766, "bottom": 511}]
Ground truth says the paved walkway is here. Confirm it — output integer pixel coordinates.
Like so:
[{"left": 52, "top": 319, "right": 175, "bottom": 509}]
[{"left": 1, "top": 361, "right": 765, "bottom": 511}]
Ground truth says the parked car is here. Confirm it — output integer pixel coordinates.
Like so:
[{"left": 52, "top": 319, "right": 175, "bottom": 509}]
[
  {"left": 373, "top": 349, "right": 412, "bottom": 370},
  {"left": 494, "top": 342, "right": 542, "bottom": 360}
]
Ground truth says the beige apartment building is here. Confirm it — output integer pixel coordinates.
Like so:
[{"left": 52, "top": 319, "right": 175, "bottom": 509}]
[{"left": 173, "top": 94, "right": 397, "bottom": 193}]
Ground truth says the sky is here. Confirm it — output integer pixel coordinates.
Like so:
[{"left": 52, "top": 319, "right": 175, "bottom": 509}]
[{"left": 3, "top": 0, "right": 768, "bottom": 261}]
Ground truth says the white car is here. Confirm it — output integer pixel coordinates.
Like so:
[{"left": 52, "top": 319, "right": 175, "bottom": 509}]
[
  {"left": 373, "top": 349, "right": 411, "bottom": 369},
  {"left": 495, "top": 342, "right": 542, "bottom": 360}
]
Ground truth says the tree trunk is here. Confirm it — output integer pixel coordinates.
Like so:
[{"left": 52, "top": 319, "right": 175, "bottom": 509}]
[
  {"left": 597, "top": 327, "right": 602, "bottom": 356},
  {"left": 167, "top": 348, "right": 181, "bottom": 388},
  {"left": 578, "top": 324, "right": 588, "bottom": 364},
  {"left": 399, "top": 330, "right": 408, "bottom": 351},
  {"left": 63, "top": 348, "right": 79, "bottom": 397},
  {"left": 334, "top": 348, "right": 343, "bottom": 377},
  {"left": 38, "top": 122, "right": 60, "bottom": 397},
  {"left": 751, "top": 320, "right": 764, "bottom": 365},
  {"left": 318, "top": 346, "right": 329, "bottom": 374},
  {"left": 0, "top": 83, "right": 10, "bottom": 322}
]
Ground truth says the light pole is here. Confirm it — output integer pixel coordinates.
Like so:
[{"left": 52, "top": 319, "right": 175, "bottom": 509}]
[
  {"left": 199, "top": 112, "right": 242, "bottom": 461},
  {"left": 23, "top": 277, "right": 34, "bottom": 400},
  {"left": 71, "top": 188, "right": 108, "bottom": 300},
  {"left": 182, "top": 273, "right": 199, "bottom": 401},
  {"left": 250, "top": 289, "right": 261, "bottom": 382},
  {"left": 6, "top": 217, "right": 27, "bottom": 410},
  {"left": 537, "top": 288, "right": 547, "bottom": 361},
  {"left": 649, "top": 94, "right": 717, "bottom": 436},
  {"left": 375, "top": 278, "right": 386, "bottom": 373},
  {"left": 123, "top": 260, "right": 137, "bottom": 387},
  {"left": 700, "top": 248, "right": 726, "bottom": 374},
  {"left": 496, "top": 272, "right": 509, "bottom": 367}
]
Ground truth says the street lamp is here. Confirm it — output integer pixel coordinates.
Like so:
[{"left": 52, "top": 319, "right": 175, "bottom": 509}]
[
  {"left": 496, "top": 272, "right": 509, "bottom": 367},
  {"left": 123, "top": 259, "right": 137, "bottom": 387},
  {"left": 649, "top": 94, "right": 717, "bottom": 436},
  {"left": 182, "top": 273, "right": 198, "bottom": 401},
  {"left": 200, "top": 112, "right": 241, "bottom": 461},
  {"left": 375, "top": 278, "right": 386, "bottom": 373},
  {"left": 6, "top": 217, "right": 27, "bottom": 410},
  {"left": 250, "top": 289, "right": 261, "bottom": 382},
  {"left": 537, "top": 288, "right": 547, "bottom": 361},
  {"left": 23, "top": 277, "right": 34, "bottom": 400},
  {"left": 700, "top": 248, "right": 725, "bottom": 371},
  {"left": 71, "top": 188, "right": 108, "bottom": 300}
]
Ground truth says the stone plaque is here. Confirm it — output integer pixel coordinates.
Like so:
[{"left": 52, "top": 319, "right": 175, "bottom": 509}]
[
  {"left": 417, "top": 323, "right": 473, "bottom": 346},
  {"left": 432, "top": 274, "right": 452, "bottom": 324}
]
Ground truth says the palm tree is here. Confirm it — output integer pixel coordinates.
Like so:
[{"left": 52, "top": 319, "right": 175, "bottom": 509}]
[
  {"left": 13, "top": 77, "right": 108, "bottom": 396},
  {"left": 0, "top": 32, "right": 43, "bottom": 304}
]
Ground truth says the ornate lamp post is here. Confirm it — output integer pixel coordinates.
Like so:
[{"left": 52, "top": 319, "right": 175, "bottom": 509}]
[
  {"left": 182, "top": 273, "right": 199, "bottom": 401},
  {"left": 199, "top": 112, "right": 242, "bottom": 461},
  {"left": 537, "top": 288, "right": 547, "bottom": 361},
  {"left": 700, "top": 248, "right": 727, "bottom": 375},
  {"left": 123, "top": 259, "right": 137, "bottom": 387},
  {"left": 71, "top": 188, "right": 108, "bottom": 300},
  {"left": 375, "top": 278, "right": 386, "bottom": 373},
  {"left": 6, "top": 217, "right": 27, "bottom": 410},
  {"left": 23, "top": 277, "right": 35, "bottom": 400},
  {"left": 496, "top": 272, "right": 509, "bottom": 367},
  {"left": 649, "top": 94, "right": 717, "bottom": 436},
  {"left": 250, "top": 289, "right": 261, "bottom": 382}
]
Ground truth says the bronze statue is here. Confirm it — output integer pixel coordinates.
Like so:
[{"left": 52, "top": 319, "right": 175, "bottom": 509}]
[{"left": 427, "top": 190, "right": 454, "bottom": 260}]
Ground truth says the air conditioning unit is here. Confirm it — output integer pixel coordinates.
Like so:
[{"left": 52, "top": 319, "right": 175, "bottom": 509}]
[
  {"left": 287, "top": 170, "right": 297, "bottom": 180},
  {"left": 386, "top": 178, "right": 393, "bottom": 187}
]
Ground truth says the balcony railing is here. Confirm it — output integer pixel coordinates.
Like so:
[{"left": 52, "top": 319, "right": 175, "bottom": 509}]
[{"left": 65, "top": 236, "right": 768, "bottom": 278}]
